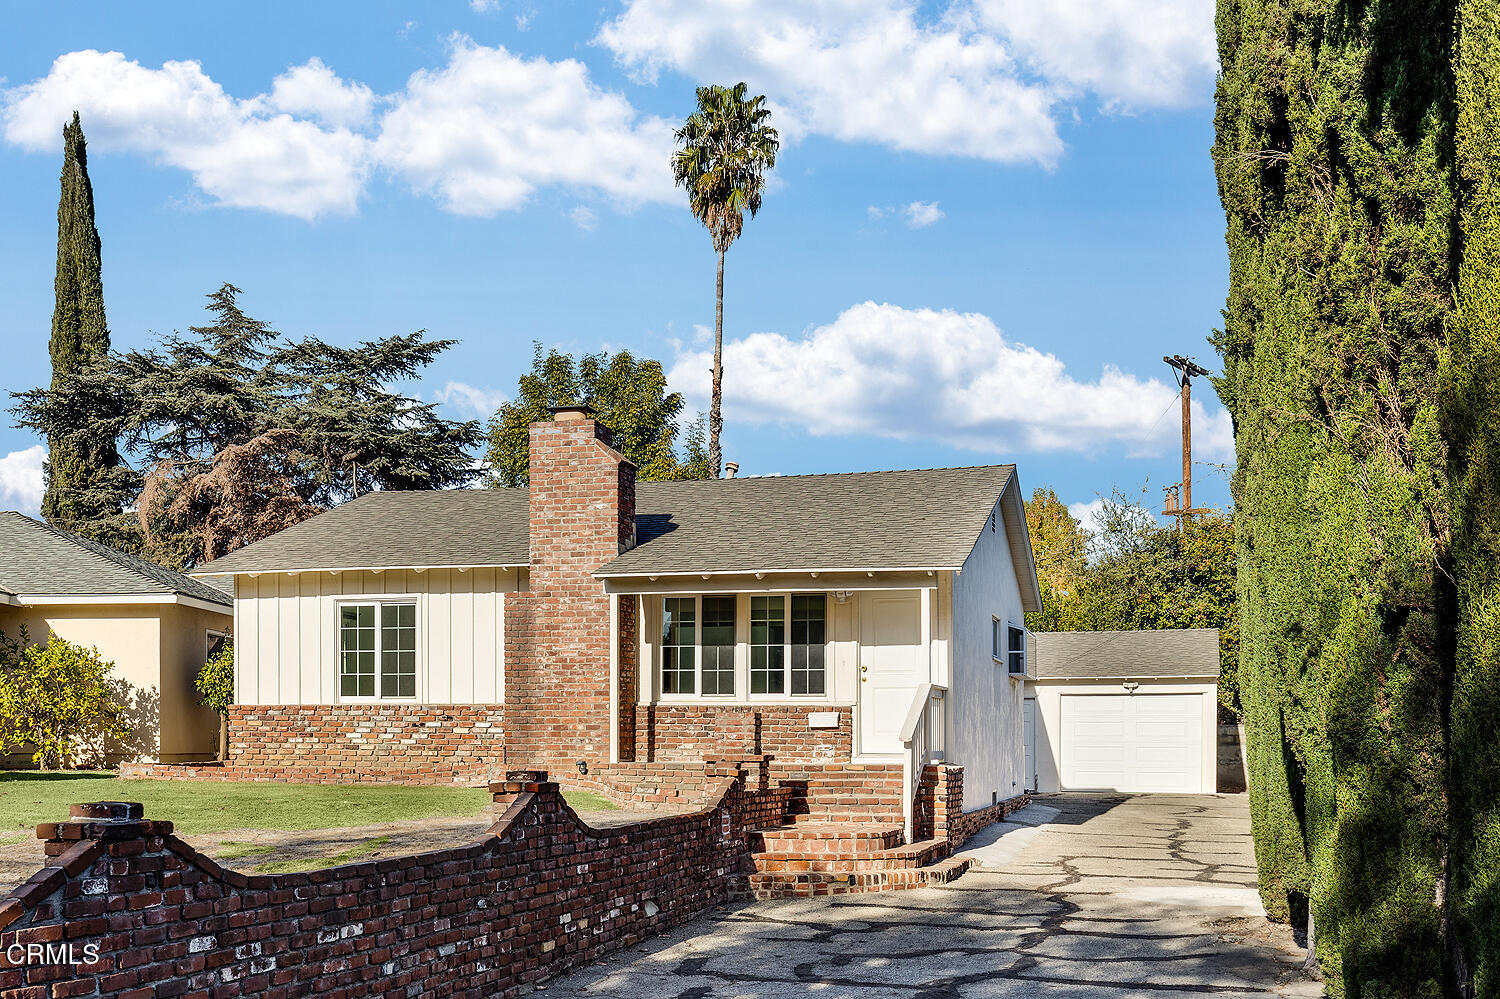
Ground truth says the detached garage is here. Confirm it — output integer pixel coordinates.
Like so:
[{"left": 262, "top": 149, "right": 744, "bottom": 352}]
[{"left": 1023, "top": 629, "right": 1220, "bottom": 794}]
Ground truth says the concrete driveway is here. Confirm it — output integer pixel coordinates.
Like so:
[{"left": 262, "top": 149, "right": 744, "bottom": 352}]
[{"left": 549, "top": 793, "right": 1322, "bottom": 998}]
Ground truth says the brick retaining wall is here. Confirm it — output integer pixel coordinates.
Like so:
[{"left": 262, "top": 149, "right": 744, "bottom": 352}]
[
  {"left": 220, "top": 704, "right": 506, "bottom": 784},
  {"left": 919, "top": 763, "right": 1031, "bottom": 848},
  {"left": 634, "top": 704, "right": 853, "bottom": 763},
  {"left": 0, "top": 763, "right": 785, "bottom": 999}
]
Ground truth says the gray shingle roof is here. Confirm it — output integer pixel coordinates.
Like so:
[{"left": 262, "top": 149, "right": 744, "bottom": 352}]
[
  {"left": 194, "top": 489, "right": 531, "bottom": 575},
  {"left": 0, "top": 512, "right": 232, "bottom": 607},
  {"left": 1029, "top": 629, "right": 1221, "bottom": 680},
  {"left": 608, "top": 466, "right": 1017, "bottom": 575},
  {"left": 194, "top": 465, "right": 1026, "bottom": 583}
]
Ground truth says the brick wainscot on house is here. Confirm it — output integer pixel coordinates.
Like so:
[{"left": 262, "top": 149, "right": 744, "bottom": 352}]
[{"left": 188, "top": 406, "right": 1042, "bottom": 841}]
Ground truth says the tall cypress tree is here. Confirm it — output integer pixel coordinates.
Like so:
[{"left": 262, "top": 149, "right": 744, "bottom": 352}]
[{"left": 41, "top": 111, "right": 121, "bottom": 530}]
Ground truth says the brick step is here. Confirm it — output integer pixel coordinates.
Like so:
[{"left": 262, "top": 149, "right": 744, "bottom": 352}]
[
  {"left": 750, "top": 822, "right": 903, "bottom": 853},
  {"left": 743, "top": 853, "right": 973, "bottom": 899},
  {"left": 751, "top": 837, "right": 950, "bottom": 874}
]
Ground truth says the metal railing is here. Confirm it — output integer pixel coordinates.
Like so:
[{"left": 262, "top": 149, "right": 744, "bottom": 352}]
[{"left": 899, "top": 682, "right": 947, "bottom": 843}]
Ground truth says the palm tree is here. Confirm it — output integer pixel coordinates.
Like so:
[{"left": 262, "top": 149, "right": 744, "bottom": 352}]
[{"left": 672, "top": 83, "right": 779, "bottom": 478}]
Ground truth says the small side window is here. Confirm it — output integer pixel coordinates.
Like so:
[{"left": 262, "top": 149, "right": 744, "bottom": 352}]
[{"left": 1008, "top": 626, "right": 1027, "bottom": 675}]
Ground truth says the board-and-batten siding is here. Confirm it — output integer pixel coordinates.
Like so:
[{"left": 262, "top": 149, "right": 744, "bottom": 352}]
[{"left": 233, "top": 568, "right": 518, "bottom": 706}]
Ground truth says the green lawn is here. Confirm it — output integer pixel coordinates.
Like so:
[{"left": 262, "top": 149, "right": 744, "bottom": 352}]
[{"left": 0, "top": 772, "right": 615, "bottom": 839}]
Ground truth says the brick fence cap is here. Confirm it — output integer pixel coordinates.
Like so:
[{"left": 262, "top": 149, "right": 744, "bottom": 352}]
[
  {"left": 503, "top": 769, "right": 549, "bottom": 782},
  {"left": 70, "top": 801, "right": 145, "bottom": 822}
]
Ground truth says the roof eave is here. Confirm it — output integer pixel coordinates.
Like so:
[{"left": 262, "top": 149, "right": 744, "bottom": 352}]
[{"left": 191, "top": 561, "right": 530, "bottom": 579}]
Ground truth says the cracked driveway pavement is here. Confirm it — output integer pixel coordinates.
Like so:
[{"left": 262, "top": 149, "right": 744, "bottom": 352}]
[{"left": 550, "top": 793, "right": 1322, "bottom": 998}]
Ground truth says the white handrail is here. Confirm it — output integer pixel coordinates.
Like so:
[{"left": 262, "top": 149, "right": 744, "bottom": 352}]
[{"left": 900, "top": 682, "right": 947, "bottom": 844}]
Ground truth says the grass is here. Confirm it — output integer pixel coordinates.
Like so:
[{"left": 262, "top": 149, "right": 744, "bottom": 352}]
[
  {"left": 214, "top": 840, "right": 276, "bottom": 860},
  {"left": 0, "top": 772, "right": 616, "bottom": 838},
  {"left": 252, "top": 835, "right": 391, "bottom": 874}
]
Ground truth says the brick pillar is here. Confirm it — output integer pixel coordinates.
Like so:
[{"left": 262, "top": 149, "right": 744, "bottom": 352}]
[{"left": 504, "top": 407, "right": 636, "bottom": 769}]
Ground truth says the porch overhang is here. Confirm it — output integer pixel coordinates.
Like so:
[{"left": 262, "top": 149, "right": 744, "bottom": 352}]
[{"left": 597, "top": 568, "right": 946, "bottom": 595}]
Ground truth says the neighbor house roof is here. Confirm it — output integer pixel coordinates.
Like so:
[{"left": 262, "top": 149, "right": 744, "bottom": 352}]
[
  {"left": 1029, "top": 629, "right": 1221, "bottom": 680},
  {"left": 0, "top": 511, "right": 232, "bottom": 608},
  {"left": 193, "top": 466, "right": 1039, "bottom": 608}
]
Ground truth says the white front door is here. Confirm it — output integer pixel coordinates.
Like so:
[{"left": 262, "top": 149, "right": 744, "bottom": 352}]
[
  {"left": 1060, "top": 693, "right": 1205, "bottom": 793},
  {"left": 1023, "top": 697, "right": 1037, "bottom": 792},
  {"left": 856, "top": 590, "right": 926, "bottom": 757}
]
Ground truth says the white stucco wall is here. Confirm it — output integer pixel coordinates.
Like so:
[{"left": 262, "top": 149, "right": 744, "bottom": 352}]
[
  {"left": 947, "top": 498, "right": 1029, "bottom": 810},
  {"left": 233, "top": 567, "right": 521, "bottom": 706},
  {"left": 1027, "top": 678, "right": 1218, "bottom": 793}
]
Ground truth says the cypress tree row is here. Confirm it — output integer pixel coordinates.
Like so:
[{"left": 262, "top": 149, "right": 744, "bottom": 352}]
[
  {"left": 41, "top": 111, "right": 122, "bottom": 533},
  {"left": 1445, "top": 0, "right": 1500, "bottom": 992},
  {"left": 1214, "top": 0, "right": 1500, "bottom": 993}
]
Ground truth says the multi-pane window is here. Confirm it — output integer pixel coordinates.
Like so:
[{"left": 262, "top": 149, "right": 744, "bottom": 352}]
[
  {"left": 790, "top": 595, "right": 826, "bottom": 695},
  {"left": 662, "top": 596, "right": 696, "bottom": 694},
  {"left": 750, "top": 596, "right": 786, "bottom": 694},
  {"left": 701, "top": 596, "right": 736, "bottom": 695},
  {"left": 1008, "top": 625, "right": 1027, "bottom": 675},
  {"left": 380, "top": 604, "right": 417, "bottom": 697},
  {"left": 340, "top": 602, "right": 417, "bottom": 698}
]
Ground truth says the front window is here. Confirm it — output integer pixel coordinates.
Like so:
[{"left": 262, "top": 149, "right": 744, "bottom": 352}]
[
  {"left": 791, "top": 595, "right": 826, "bottom": 695},
  {"left": 702, "top": 596, "right": 736, "bottom": 695},
  {"left": 340, "top": 602, "right": 417, "bottom": 698},
  {"left": 750, "top": 595, "right": 786, "bottom": 694},
  {"left": 662, "top": 596, "right": 696, "bottom": 694}
]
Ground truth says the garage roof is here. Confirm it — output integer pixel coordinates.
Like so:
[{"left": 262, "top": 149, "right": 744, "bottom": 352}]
[{"left": 1029, "top": 628, "right": 1220, "bottom": 680}]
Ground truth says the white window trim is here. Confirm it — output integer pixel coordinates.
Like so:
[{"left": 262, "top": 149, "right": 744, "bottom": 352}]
[
  {"left": 333, "top": 595, "right": 423, "bottom": 703},
  {"left": 1007, "top": 622, "right": 1029, "bottom": 677},
  {"left": 657, "top": 592, "right": 834, "bottom": 704},
  {"left": 992, "top": 616, "right": 1004, "bottom": 663}
]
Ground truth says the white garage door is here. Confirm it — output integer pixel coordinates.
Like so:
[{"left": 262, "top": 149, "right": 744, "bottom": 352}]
[{"left": 1060, "top": 693, "right": 1205, "bottom": 793}]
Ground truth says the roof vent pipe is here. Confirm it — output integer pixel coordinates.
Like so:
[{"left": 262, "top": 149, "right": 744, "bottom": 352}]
[{"left": 724, "top": 461, "right": 739, "bottom": 478}]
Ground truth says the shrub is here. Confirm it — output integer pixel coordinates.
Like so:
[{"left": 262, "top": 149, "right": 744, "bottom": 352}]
[
  {"left": 0, "top": 634, "right": 131, "bottom": 769},
  {"left": 196, "top": 640, "right": 234, "bottom": 760}
]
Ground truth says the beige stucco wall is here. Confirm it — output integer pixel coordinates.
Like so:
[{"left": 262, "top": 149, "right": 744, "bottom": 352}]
[
  {"left": 232, "top": 567, "right": 520, "bottom": 706},
  {"left": 0, "top": 600, "right": 230, "bottom": 763}
]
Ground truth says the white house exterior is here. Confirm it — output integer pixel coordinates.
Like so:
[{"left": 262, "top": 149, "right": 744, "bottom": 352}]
[{"left": 194, "top": 409, "right": 1043, "bottom": 829}]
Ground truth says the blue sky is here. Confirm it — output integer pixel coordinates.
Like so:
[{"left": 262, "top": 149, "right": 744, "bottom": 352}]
[{"left": 0, "top": 0, "right": 1230, "bottom": 527}]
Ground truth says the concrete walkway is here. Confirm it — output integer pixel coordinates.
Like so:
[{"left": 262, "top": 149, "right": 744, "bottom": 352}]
[{"left": 549, "top": 793, "right": 1322, "bottom": 997}]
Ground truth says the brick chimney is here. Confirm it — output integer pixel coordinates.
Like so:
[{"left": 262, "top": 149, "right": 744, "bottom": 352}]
[{"left": 503, "top": 406, "right": 638, "bottom": 767}]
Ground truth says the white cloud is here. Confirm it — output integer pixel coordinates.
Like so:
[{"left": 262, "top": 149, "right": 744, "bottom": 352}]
[
  {"left": 666, "top": 301, "right": 1234, "bottom": 459},
  {"left": 598, "top": 0, "right": 1216, "bottom": 165},
  {"left": 598, "top": 0, "right": 1062, "bottom": 166},
  {"left": 470, "top": 0, "right": 500, "bottom": 9},
  {"left": 866, "top": 205, "right": 887, "bottom": 221},
  {"left": 0, "top": 446, "right": 46, "bottom": 517},
  {"left": 904, "top": 200, "right": 944, "bottom": 228},
  {"left": 974, "top": 0, "right": 1216, "bottom": 110},
  {"left": 1067, "top": 497, "right": 1105, "bottom": 532},
  {"left": 570, "top": 204, "right": 598, "bottom": 230},
  {"left": 1, "top": 50, "right": 372, "bottom": 219},
  {"left": 375, "top": 37, "right": 676, "bottom": 214},
  {"left": 269, "top": 57, "right": 376, "bottom": 129},
  {"left": 435, "top": 381, "right": 507, "bottom": 419}
]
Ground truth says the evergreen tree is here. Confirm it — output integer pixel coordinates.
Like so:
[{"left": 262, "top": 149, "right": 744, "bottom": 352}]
[
  {"left": 41, "top": 111, "right": 124, "bottom": 535},
  {"left": 484, "top": 344, "right": 711, "bottom": 487},
  {"left": 1211, "top": 0, "right": 1500, "bottom": 991},
  {"left": 15, "top": 284, "right": 483, "bottom": 568}
]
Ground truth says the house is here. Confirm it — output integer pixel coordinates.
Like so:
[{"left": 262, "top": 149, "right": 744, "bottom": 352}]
[
  {"left": 192, "top": 407, "right": 1042, "bottom": 831},
  {"left": 0, "top": 511, "right": 233, "bottom": 764},
  {"left": 1023, "top": 628, "right": 1221, "bottom": 794}
]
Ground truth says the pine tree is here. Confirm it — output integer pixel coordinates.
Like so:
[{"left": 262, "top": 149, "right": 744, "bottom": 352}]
[{"left": 41, "top": 112, "right": 123, "bottom": 533}]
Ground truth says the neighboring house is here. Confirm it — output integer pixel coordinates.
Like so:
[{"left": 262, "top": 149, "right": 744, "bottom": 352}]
[
  {"left": 0, "top": 512, "right": 233, "bottom": 764},
  {"left": 193, "top": 407, "right": 1042, "bottom": 829},
  {"left": 1023, "top": 628, "right": 1221, "bottom": 794}
]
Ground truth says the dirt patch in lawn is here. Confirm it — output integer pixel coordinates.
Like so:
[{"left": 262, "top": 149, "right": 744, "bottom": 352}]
[{"left": 0, "top": 802, "right": 693, "bottom": 892}]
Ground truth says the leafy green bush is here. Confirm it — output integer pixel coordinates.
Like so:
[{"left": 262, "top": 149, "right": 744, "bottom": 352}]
[
  {"left": 196, "top": 639, "right": 233, "bottom": 760},
  {"left": 0, "top": 634, "right": 130, "bottom": 769}
]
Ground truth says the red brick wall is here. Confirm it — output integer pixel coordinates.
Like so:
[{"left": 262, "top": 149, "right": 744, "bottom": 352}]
[
  {"left": 633, "top": 705, "right": 853, "bottom": 763},
  {"left": 919, "top": 763, "right": 1031, "bottom": 848},
  {"left": 504, "top": 416, "right": 635, "bottom": 769},
  {"left": 218, "top": 704, "right": 505, "bottom": 783},
  {"left": 772, "top": 762, "right": 905, "bottom": 824},
  {"left": 0, "top": 771, "right": 786, "bottom": 999}
]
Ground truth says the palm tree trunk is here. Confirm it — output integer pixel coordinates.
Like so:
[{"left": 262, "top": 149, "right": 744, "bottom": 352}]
[{"left": 710, "top": 246, "right": 725, "bottom": 477}]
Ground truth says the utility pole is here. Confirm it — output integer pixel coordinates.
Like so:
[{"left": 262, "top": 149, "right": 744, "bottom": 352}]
[{"left": 1163, "top": 354, "right": 1211, "bottom": 529}]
